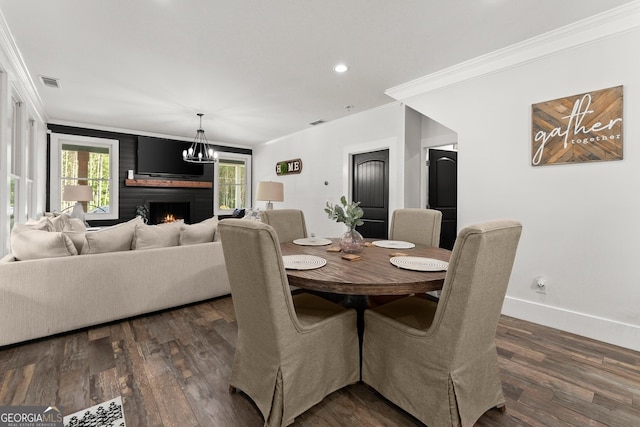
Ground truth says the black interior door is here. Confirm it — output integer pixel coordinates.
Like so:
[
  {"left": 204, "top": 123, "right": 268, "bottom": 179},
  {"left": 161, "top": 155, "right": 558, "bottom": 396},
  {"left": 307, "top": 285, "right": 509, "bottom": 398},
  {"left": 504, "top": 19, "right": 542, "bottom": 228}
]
[
  {"left": 352, "top": 150, "right": 389, "bottom": 238},
  {"left": 428, "top": 149, "right": 457, "bottom": 250}
]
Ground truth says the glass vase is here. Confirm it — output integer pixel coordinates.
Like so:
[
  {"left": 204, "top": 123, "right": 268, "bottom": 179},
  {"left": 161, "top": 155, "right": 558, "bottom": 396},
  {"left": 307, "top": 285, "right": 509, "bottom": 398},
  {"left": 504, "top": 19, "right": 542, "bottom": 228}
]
[{"left": 340, "top": 227, "right": 365, "bottom": 254}]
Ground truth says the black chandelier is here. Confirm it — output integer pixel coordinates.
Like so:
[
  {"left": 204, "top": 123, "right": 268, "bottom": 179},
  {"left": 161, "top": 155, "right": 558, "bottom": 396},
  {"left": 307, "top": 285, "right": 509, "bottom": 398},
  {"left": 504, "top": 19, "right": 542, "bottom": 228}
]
[{"left": 182, "top": 113, "right": 218, "bottom": 163}]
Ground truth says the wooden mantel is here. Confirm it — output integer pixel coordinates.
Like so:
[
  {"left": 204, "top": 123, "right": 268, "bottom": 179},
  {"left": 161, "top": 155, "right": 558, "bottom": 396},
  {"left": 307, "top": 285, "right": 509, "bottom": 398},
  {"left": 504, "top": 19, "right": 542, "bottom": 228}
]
[{"left": 124, "top": 179, "right": 212, "bottom": 189}]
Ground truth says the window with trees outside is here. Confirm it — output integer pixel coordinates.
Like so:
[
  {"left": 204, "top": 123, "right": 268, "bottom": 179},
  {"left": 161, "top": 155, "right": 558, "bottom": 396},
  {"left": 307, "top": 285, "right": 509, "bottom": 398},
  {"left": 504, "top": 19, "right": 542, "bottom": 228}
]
[
  {"left": 215, "top": 154, "right": 251, "bottom": 215},
  {"left": 50, "top": 133, "right": 119, "bottom": 220}
]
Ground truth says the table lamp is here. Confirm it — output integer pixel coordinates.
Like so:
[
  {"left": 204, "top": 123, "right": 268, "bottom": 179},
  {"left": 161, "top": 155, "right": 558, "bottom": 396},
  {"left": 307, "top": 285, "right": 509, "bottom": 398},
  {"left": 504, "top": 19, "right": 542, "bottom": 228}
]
[
  {"left": 62, "top": 185, "right": 94, "bottom": 224},
  {"left": 256, "top": 181, "right": 284, "bottom": 210}
]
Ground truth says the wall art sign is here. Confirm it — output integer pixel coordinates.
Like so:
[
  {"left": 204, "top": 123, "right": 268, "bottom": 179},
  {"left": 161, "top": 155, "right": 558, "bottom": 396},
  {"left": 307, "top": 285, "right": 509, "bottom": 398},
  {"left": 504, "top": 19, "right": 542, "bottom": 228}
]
[
  {"left": 531, "top": 85, "right": 623, "bottom": 166},
  {"left": 276, "top": 158, "right": 303, "bottom": 175}
]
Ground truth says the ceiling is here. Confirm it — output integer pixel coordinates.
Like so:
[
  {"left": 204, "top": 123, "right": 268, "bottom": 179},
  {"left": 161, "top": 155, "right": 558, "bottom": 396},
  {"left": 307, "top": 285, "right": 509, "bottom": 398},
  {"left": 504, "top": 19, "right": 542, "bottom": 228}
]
[{"left": 0, "top": 0, "right": 633, "bottom": 146}]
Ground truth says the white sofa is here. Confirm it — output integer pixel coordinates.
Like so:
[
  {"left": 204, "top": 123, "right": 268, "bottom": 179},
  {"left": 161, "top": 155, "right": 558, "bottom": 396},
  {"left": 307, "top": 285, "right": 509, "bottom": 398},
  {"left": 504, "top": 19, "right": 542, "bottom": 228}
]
[{"left": 0, "top": 216, "right": 231, "bottom": 347}]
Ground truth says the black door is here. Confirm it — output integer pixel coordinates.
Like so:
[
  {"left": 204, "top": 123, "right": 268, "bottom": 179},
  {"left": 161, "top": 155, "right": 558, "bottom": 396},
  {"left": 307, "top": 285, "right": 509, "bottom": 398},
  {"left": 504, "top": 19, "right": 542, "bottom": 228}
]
[
  {"left": 352, "top": 150, "right": 389, "bottom": 238},
  {"left": 428, "top": 149, "right": 457, "bottom": 250}
]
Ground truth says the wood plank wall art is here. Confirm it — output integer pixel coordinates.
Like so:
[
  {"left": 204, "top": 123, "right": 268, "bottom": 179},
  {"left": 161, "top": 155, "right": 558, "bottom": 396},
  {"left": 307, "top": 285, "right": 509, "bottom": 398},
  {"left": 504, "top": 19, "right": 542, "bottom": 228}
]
[
  {"left": 276, "top": 158, "right": 303, "bottom": 175},
  {"left": 531, "top": 85, "right": 623, "bottom": 166}
]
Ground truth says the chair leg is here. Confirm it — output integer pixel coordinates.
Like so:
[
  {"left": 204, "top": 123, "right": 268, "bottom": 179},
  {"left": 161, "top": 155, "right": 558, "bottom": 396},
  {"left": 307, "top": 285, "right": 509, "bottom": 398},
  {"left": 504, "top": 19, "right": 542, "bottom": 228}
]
[{"left": 495, "top": 404, "right": 506, "bottom": 413}]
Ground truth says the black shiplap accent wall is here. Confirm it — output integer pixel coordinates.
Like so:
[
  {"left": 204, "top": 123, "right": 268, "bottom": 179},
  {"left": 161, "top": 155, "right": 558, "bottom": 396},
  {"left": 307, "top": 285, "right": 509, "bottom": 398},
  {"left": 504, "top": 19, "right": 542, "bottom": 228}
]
[{"left": 47, "top": 124, "right": 251, "bottom": 227}]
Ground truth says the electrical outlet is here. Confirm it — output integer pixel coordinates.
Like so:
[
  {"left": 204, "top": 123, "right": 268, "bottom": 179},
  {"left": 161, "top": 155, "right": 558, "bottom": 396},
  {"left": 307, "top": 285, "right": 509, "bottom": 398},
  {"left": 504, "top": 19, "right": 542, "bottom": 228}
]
[{"left": 535, "top": 276, "right": 547, "bottom": 294}]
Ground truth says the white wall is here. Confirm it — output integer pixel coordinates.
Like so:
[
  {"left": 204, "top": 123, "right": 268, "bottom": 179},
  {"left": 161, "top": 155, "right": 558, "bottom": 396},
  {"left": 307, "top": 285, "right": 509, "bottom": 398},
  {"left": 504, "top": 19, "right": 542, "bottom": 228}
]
[
  {"left": 390, "top": 5, "right": 640, "bottom": 350},
  {"left": 253, "top": 102, "right": 407, "bottom": 238}
]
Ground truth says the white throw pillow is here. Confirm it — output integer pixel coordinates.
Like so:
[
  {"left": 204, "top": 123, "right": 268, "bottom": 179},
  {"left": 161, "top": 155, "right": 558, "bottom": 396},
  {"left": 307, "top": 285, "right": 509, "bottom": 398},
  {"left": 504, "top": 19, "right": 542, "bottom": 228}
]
[
  {"left": 179, "top": 216, "right": 219, "bottom": 245},
  {"left": 50, "top": 213, "right": 71, "bottom": 231},
  {"left": 82, "top": 216, "right": 142, "bottom": 254},
  {"left": 62, "top": 231, "right": 87, "bottom": 253},
  {"left": 21, "top": 216, "right": 54, "bottom": 232},
  {"left": 133, "top": 222, "right": 181, "bottom": 250},
  {"left": 11, "top": 229, "right": 77, "bottom": 260}
]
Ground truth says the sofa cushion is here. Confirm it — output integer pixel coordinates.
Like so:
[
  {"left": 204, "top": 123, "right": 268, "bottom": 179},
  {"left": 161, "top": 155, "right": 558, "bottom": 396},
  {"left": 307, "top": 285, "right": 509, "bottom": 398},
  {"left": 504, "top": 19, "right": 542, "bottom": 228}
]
[
  {"left": 11, "top": 229, "right": 77, "bottom": 260},
  {"left": 133, "top": 222, "right": 181, "bottom": 250},
  {"left": 180, "top": 216, "right": 219, "bottom": 245},
  {"left": 81, "top": 217, "right": 142, "bottom": 254}
]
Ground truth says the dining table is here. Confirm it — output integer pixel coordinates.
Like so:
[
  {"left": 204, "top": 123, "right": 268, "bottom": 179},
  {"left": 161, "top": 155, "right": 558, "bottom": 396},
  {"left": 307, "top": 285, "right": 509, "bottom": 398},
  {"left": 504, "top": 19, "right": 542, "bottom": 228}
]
[
  {"left": 280, "top": 238, "right": 451, "bottom": 296},
  {"left": 280, "top": 237, "right": 452, "bottom": 367}
]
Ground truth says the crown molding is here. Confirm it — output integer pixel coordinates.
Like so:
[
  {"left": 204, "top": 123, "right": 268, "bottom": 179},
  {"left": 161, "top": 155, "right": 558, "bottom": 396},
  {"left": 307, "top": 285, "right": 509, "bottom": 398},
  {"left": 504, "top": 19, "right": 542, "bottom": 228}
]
[
  {"left": 386, "top": 1, "right": 640, "bottom": 100},
  {"left": 0, "top": 10, "right": 47, "bottom": 124}
]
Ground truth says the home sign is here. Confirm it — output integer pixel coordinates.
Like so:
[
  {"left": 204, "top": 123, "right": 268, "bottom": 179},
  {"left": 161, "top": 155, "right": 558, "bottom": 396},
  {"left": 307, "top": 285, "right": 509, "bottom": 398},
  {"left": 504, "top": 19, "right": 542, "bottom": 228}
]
[
  {"left": 276, "top": 158, "right": 303, "bottom": 175},
  {"left": 531, "top": 85, "right": 623, "bottom": 166}
]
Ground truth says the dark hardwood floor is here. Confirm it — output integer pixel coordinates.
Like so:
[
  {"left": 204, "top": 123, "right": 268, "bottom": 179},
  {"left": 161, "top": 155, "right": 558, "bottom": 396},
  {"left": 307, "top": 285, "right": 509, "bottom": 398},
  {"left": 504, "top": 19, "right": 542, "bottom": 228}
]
[{"left": 1, "top": 295, "right": 639, "bottom": 426}]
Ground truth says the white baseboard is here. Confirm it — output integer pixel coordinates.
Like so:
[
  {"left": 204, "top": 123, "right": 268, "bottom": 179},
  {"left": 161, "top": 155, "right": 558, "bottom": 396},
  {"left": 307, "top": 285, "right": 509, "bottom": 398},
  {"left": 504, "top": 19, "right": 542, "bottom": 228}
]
[{"left": 502, "top": 296, "right": 640, "bottom": 352}]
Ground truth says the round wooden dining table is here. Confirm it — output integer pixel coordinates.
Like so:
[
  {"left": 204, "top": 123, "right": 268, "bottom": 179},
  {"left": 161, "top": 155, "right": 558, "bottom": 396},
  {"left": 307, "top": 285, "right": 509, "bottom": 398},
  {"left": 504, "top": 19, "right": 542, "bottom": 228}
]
[
  {"left": 280, "top": 238, "right": 451, "bottom": 296},
  {"left": 281, "top": 238, "right": 451, "bottom": 376}
]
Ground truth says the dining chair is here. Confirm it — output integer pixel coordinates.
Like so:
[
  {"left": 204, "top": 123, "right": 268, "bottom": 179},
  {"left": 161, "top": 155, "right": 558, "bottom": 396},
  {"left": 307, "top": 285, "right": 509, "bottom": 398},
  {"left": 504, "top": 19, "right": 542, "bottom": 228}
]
[
  {"left": 389, "top": 208, "right": 443, "bottom": 247},
  {"left": 218, "top": 219, "right": 359, "bottom": 427},
  {"left": 260, "top": 209, "right": 308, "bottom": 243},
  {"left": 371, "top": 208, "right": 444, "bottom": 305},
  {"left": 362, "top": 220, "right": 522, "bottom": 427}
]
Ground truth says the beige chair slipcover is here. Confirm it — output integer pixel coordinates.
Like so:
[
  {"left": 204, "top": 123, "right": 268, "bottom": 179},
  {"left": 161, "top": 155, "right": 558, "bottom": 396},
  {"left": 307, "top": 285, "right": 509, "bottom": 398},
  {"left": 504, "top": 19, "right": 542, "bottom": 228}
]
[
  {"left": 363, "top": 220, "right": 522, "bottom": 427},
  {"left": 260, "top": 209, "right": 308, "bottom": 243},
  {"left": 389, "top": 208, "right": 443, "bottom": 247},
  {"left": 219, "top": 219, "right": 359, "bottom": 427}
]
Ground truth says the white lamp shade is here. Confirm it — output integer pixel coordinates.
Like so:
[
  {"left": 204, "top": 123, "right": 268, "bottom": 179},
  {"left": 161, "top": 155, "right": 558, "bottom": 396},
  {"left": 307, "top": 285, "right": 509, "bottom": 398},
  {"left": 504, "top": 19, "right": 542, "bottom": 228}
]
[
  {"left": 62, "top": 185, "right": 94, "bottom": 202},
  {"left": 256, "top": 181, "right": 284, "bottom": 202}
]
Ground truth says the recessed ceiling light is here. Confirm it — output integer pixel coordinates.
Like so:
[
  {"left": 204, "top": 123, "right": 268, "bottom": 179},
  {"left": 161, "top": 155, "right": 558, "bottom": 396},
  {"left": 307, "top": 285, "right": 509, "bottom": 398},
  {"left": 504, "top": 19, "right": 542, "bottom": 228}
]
[{"left": 333, "top": 64, "right": 349, "bottom": 73}]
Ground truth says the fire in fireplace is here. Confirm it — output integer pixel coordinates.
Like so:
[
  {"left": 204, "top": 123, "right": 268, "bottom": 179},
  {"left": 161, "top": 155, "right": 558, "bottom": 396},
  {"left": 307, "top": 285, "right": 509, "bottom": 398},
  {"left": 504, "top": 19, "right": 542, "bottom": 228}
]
[{"left": 147, "top": 201, "right": 191, "bottom": 225}]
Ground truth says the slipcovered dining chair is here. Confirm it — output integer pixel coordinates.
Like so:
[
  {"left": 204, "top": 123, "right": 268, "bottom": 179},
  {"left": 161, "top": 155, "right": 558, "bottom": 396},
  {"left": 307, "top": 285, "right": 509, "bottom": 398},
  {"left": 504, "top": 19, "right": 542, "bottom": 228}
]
[
  {"left": 362, "top": 220, "right": 522, "bottom": 427},
  {"left": 218, "top": 219, "right": 359, "bottom": 427},
  {"left": 260, "top": 209, "right": 308, "bottom": 243},
  {"left": 389, "top": 208, "right": 443, "bottom": 247},
  {"left": 375, "top": 208, "right": 444, "bottom": 305}
]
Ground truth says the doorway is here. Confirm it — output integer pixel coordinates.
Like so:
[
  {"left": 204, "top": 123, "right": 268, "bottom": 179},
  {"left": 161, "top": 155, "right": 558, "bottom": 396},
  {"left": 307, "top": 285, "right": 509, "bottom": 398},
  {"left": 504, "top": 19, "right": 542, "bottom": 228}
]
[
  {"left": 428, "top": 148, "right": 457, "bottom": 250},
  {"left": 352, "top": 149, "right": 389, "bottom": 238}
]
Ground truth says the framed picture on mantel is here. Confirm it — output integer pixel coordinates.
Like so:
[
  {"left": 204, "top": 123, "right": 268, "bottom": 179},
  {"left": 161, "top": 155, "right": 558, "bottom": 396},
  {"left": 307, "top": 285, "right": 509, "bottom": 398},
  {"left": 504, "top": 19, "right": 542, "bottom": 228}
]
[{"left": 531, "top": 85, "right": 623, "bottom": 166}]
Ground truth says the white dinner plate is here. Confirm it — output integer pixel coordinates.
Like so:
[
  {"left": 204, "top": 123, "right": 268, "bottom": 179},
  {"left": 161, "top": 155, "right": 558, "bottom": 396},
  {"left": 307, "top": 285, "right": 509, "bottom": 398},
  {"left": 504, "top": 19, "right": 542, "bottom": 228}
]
[
  {"left": 283, "top": 255, "right": 327, "bottom": 270},
  {"left": 390, "top": 256, "right": 448, "bottom": 272},
  {"left": 293, "top": 237, "right": 332, "bottom": 246},
  {"left": 372, "top": 240, "right": 416, "bottom": 249}
]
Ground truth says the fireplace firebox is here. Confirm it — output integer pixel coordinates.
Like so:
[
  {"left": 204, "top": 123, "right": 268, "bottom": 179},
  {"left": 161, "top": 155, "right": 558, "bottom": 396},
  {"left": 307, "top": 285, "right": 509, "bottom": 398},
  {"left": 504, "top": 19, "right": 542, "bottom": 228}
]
[{"left": 147, "top": 201, "right": 191, "bottom": 225}]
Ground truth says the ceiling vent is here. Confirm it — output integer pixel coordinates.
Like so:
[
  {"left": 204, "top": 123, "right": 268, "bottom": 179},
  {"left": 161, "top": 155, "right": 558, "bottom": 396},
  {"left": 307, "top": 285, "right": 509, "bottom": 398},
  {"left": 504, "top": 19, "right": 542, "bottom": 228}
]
[
  {"left": 39, "top": 75, "right": 60, "bottom": 88},
  {"left": 309, "top": 119, "right": 325, "bottom": 126}
]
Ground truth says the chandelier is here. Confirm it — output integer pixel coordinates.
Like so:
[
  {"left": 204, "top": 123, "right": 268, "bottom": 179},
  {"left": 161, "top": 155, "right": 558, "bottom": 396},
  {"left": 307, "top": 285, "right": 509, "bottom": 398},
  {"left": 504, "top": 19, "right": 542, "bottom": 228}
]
[{"left": 182, "top": 113, "right": 218, "bottom": 163}]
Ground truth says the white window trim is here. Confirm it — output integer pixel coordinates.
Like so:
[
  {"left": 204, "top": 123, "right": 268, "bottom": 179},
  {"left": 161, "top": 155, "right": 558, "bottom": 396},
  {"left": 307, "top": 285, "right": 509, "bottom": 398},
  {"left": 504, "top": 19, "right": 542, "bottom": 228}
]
[
  {"left": 50, "top": 133, "right": 119, "bottom": 220},
  {"left": 214, "top": 152, "right": 252, "bottom": 216}
]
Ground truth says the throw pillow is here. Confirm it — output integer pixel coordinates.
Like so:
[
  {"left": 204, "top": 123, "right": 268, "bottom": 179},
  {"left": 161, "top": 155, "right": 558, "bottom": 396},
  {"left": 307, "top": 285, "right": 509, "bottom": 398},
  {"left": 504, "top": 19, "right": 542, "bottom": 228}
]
[
  {"left": 179, "top": 216, "right": 219, "bottom": 245},
  {"left": 50, "top": 213, "right": 71, "bottom": 231},
  {"left": 62, "top": 231, "right": 87, "bottom": 253},
  {"left": 133, "top": 222, "right": 181, "bottom": 250},
  {"left": 81, "top": 216, "right": 142, "bottom": 254},
  {"left": 49, "top": 213, "right": 87, "bottom": 232},
  {"left": 21, "top": 216, "right": 54, "bottom": 232},
  {"left": 11, "top": 229, "right": 77, "bottom": 260}
]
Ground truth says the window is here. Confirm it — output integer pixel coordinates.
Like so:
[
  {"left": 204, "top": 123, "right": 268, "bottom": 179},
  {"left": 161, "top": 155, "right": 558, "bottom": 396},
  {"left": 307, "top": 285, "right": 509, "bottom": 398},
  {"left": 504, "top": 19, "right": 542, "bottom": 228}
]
[
  {"left": 50, "top": 133, "right": 119, "bottom": 220},
  {"left": 214, "top": 153, "right": 251, "bottom": 215},
  {"left": 25, "top": 118, "right": 35, "bottom": 218},
  {"left": 9, "top": 96, "right": 22, "bottom": 229}
]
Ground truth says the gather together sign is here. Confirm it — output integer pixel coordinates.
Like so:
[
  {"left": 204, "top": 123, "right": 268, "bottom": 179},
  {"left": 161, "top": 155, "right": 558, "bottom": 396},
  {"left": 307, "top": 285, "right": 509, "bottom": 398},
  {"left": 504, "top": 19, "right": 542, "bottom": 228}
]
[{"left": 531, "top": 86, "right": 623, "bottom": 166}]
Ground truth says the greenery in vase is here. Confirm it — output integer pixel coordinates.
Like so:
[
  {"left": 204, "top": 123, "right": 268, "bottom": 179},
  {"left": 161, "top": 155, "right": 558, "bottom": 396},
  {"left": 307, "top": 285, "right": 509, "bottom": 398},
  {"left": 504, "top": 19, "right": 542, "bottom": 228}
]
[{"left": 324, "top": 196, "right": 364, "bottom": 230}]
